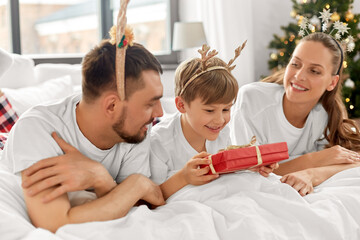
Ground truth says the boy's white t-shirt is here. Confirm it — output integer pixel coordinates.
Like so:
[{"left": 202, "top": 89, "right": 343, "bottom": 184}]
[
  {"left": 1, "top": 94, "right": 150, "bottom": 183},
  {"left": 230, "top": 82, "right": 328, "bottom": 162},
  {"left": 150, "top": 112, "right": 231, "bottom": 184}
]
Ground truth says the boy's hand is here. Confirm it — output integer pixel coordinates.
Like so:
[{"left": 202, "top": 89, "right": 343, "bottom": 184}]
[
  {"left": 250, "top": 162, "right": 279, "bottom": 177},
  {"left": 181, "top": 152, "right": 219, "bottom": 185}
]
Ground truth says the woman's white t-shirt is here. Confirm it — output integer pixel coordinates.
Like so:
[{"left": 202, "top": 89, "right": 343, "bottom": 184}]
[{"left": 230, "top": 82, "right": 328, "bottom": 162}]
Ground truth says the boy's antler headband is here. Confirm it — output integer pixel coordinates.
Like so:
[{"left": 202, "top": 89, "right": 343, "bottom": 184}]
[
  {"left": 115, "top": 0, "right": 133, "bottom": 100},
  {"left": 179, "top": 41, "right": 247, "bottom": 96}
]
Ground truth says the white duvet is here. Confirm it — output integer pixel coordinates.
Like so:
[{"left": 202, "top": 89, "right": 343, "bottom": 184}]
[{"left": 0, "top": 162, "right": 359, "bottom": 240}]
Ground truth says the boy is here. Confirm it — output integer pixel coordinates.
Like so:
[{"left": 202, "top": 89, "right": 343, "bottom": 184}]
[{"left": 150, "top": 44, "right": 277, "bottom": 199}]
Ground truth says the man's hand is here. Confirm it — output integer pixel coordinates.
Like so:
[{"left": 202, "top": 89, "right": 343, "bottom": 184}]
[
  {"left": 135, "top": 174, "right": 165, "bottom": 207},
  {"left": 280, "top": 169, "right": 314, "bottom": 196},
  {"left": 22, "top": 132, "right": 116, "bottom": 203},
  {"left": 250, "top": 162, "right": 279, "bottom": 177},
  {"left": 180, "top": 152, "right": 219, "bottom": 186}
]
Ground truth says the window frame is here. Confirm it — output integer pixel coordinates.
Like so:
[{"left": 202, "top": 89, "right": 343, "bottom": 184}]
[{"left": 8, "top": 0, "right": 179, "bottom": 67}]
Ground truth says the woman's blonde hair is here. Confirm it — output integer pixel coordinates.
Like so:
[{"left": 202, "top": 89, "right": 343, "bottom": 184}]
[
  {"left": 262, "top": 32, "right": 360, "bottom": 150},
  {"left": 175, "top": 57, "right": 239, "bottom": 105}
]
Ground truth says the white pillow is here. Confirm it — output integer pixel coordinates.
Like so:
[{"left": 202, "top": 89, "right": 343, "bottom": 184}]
[
  {"left": 0, "top": 53, "right": 37, "bottom": 89},
  {"left": 2, "top": 75, "right": 73, "bottom": 116},
  {"left": 35, "top": 63, "right": 82, "bottom": 86},
  {"left": 0, "top": 48, "right": 14, "bottom": 79}
]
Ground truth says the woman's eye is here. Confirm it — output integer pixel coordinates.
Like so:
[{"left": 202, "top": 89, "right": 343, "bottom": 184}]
[
  {"left": 311, "top": 69, "right": 320, "bottom": 75},
  {"left": 223, "top": 108, "right": 230, "bottom": 112}
]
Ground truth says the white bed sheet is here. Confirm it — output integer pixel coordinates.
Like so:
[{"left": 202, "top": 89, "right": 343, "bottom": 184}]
[{"left": 0, "top": 162, "right": 359, "bottom": 240}]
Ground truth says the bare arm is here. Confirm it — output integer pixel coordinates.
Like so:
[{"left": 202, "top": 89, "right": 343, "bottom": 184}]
[
  {"left": 160, "top": 152, "right": 219, "bottom": 200},
  {"left": 274, "top": 145, "right": 360, "bottom": 176},
  {"left": 23, "top": 173, "right": 164, "bottom": 233},
  {"left": 281, "top": 162, "right": 360, "bottom": 196},
  {"left": 22, "top": 133, "right": 117, "bottom": 202}
]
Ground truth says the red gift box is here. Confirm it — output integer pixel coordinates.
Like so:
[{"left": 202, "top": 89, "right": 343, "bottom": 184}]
[{"left": 207, "top": 142, "right": 289, "bottom": 174}]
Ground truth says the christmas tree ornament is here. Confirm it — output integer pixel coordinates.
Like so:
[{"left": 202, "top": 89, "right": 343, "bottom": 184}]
[
  {"left": 331, "top": 12, "right": 340, "bottom": 21},
  {"left": 346, "top": 11, "right": 354, "bottom": 21}
]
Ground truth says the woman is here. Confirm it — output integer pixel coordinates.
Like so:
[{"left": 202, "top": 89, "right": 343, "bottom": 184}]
[{"left": 231, "top": 32, "right": 360, "bottom": 196}]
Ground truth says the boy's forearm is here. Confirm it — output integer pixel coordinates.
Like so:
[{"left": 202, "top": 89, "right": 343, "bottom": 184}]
[{"left": 160, "top": 170, "right": 187, "bottom": 200}]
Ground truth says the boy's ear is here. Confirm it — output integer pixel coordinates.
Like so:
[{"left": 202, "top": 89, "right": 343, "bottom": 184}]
[
  {"left": 102, "top": 93, "right": 123, "bottom": 120},
  {"left": 175, "top": 96, "right": 186, "bottom": 113},
  {"left": 327, "top": 75, "right": 339, "bottom": 91}
]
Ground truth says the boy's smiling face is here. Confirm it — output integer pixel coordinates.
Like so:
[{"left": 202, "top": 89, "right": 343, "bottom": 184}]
[{"left": 177, "top": 96, "right": 233, "bottom": 142}]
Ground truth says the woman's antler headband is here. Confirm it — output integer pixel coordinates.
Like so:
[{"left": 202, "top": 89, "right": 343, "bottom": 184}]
[{"left": 179, "top": 41, "right": 247, "bottom": 96}]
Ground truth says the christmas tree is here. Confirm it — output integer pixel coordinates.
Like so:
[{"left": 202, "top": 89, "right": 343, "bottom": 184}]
[{"left": 267, "top": 0, "right": 360, "bottom": 118}]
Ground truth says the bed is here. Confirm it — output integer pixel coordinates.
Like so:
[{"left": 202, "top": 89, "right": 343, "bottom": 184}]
[
  {"left": 1, "top": 49, "right": 360, "bottom": 240},
  {"left": 1, "top": 154, "right": 359, "bottom": 240}
]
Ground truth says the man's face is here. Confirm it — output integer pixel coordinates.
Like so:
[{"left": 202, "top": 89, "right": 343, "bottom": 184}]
[{"left": 113, "top": 70, "right": 163, "bottom": 143}]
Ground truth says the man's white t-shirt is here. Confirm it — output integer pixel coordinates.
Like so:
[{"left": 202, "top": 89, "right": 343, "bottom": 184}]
[
  {"left": 1, "top": 94, "right": 150, "bottom": 183},
  {"left": 230, "top": 82, "right": 328, "bottom": 162},
  {"left": 150, "top": 112, "right": 231, "bottom": 184}
]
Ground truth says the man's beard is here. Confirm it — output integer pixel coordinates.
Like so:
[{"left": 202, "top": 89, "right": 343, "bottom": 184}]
[{"left": 113, "top": 106, "right": 153, "bottom": 144}]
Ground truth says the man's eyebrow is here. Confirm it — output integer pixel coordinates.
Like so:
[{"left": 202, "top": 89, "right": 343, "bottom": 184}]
[{"left": 150, "top": 95, "right": 163, "bottom": 101}]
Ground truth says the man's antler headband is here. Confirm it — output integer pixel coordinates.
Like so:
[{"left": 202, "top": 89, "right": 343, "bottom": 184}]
[
  {"left": 115, "top": 0, "right": 132, "bottom": 101},
  {"left": 179, "top": 41, "right": 247, "bottom": 96}
]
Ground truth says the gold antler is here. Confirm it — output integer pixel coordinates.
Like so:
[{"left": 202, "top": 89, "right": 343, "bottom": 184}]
[
  {"left": 227, "top": 40, "right": 247, "bottom": 71},
  {"left": 197, "top": 44, "right": 218, "bottom": 71}
]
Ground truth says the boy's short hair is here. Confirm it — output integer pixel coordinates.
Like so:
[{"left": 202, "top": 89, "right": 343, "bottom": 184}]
[
  {"left": 81, "top": 41, "right": 162, "bottom": 102},
  {"left": 175, "top": 57, "right": 238, "bottom": 105}
]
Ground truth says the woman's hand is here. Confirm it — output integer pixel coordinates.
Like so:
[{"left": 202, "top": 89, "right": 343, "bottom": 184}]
[
  {"left": 314, "top": 145, "right": 360, "bottom": 167},
  {"left": 181, "top": 152, "right": 219, "bottom": 186},
  {"left": 280, "top": 169, "right": 314, "bottom": 196}
]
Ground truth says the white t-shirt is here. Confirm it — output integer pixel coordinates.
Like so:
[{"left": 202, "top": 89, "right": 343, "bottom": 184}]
[
  {"left": 1, "top": 94, "right": 150, "bottom": 183},
  {"left": 230, "top": 82, "right": 328, "bottom": 162},
  {"left": 150, "top": 112, "right": 231, "bottom": 184}
]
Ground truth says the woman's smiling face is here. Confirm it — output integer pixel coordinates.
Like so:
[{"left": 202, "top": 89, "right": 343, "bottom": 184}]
[{"left": 283, "top": 40, "right": 339, "bottom": 107}]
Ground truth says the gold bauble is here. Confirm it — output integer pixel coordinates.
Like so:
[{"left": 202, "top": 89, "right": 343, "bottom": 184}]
[
  {"left": 290, "top": 10, "right": 297, "bottom": 18},
  {"left": 270, "top": 53, "right": 278, "bottom": 60},
  {"left": 331, "top": 12, "right": 340, "bottom": 22},
  {"left": 345, "top": 11, "right": 354, "bottom": 21}
]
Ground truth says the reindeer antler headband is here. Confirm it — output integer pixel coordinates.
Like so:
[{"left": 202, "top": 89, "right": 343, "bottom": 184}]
[
  {"left": 179, "top": 41, "right": 247, "bottom": 96},
  {"left": 113, "top": 0, "right": 133, "bottom": 101}
]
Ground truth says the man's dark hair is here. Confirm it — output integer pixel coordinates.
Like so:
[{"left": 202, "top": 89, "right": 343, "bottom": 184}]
[{"left": 81, "top": 41, "right": 163, "bottom": 102}]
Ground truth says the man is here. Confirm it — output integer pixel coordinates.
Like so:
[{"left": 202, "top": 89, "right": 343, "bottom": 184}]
[{"left": 1, "top": 40, "right": 165, "bottom": 232}]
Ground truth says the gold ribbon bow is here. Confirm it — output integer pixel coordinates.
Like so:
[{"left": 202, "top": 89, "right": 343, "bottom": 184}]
[{"left": 209, "top": 136, "right": 263, "bottom": 174}]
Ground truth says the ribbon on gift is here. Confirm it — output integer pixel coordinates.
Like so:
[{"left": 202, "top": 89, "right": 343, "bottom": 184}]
[{"left": 208, "top": 136, "right": 263, "bottom": 174}]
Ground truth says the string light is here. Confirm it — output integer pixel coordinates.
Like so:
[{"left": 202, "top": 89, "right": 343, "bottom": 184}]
[
  {"left": 350, "top": 105, "right": 354, "bottom": 110},
  {"left": 346, "top": 98, "right": 350, "bottom": 103},
  {"left": 343, "top": 61, "right": 348, "bottom": 69},
  {"left": 270, "top": 53, "right": 278, "bottom": 60},
  {"left": 279, "top": 52, "right": 284, "bottom": 57},
  {"left": 325, "top": 4, "right": 330, "bottom": 9}
]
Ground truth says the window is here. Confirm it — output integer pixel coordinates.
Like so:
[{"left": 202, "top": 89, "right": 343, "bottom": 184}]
[
  {"left": 0, "top": 0, "right": 10, "bottom": 51},
  {"left": 19, "top": 0, "right": 100, "bottom": 55},
  {"left": 6, "top": 0, "right": 178, "bottom": 65},
  {"left": 113, "top": 0, "right": 169, "bottom": 55}
]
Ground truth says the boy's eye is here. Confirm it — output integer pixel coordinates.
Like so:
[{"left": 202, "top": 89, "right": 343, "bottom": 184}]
[
  {"left": 204, "top": 109, "right": 214, "bottom": 113},
  {"left": 223, "top": 108, "right": 230, "bottom": 112}
]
